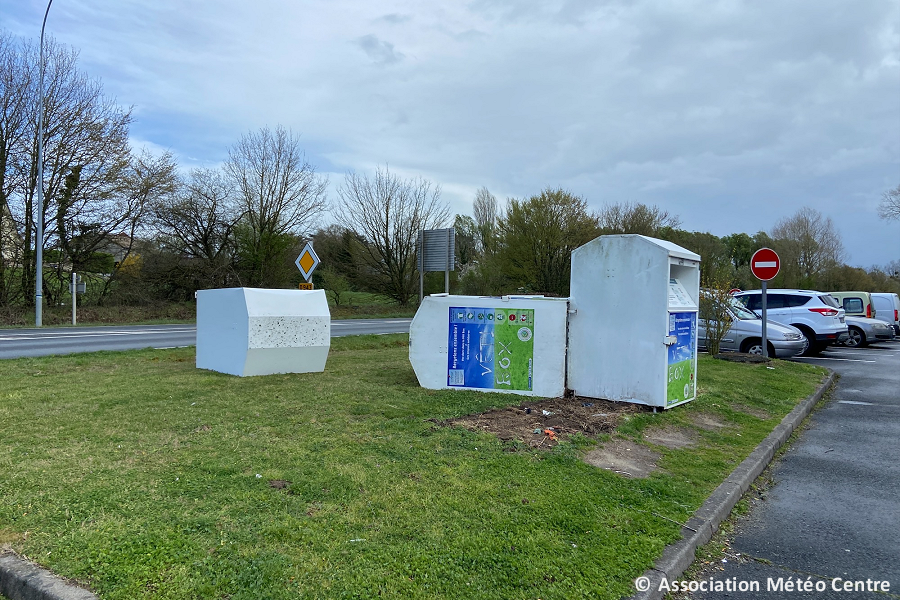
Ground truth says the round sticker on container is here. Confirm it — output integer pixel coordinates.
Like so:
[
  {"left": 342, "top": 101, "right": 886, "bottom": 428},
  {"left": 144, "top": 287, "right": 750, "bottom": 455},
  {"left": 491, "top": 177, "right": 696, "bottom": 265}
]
[
  {"left": 684, "top": 383, "right": 690, "bottom": 399},
  {"left": 517, "top": 327, "right": 533, "bottom": 342}
]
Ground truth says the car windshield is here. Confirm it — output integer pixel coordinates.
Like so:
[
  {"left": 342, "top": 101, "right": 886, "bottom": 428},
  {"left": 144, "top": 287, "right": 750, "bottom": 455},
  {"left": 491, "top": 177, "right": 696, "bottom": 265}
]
[{"left": 729, "top": 297, "right": 758, "bottom": 320}]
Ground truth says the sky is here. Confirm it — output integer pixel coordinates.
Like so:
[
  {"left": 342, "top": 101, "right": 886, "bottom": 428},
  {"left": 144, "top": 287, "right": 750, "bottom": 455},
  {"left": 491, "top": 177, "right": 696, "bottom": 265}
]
[{"left": 3, "top": 0, "right": 899, "bottom": 268}]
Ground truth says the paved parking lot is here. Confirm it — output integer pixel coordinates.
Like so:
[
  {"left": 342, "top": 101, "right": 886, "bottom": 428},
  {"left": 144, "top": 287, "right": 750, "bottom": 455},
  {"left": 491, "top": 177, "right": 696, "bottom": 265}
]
[{"left": 687, "top": 339, "right": 900, "bottom": 599}]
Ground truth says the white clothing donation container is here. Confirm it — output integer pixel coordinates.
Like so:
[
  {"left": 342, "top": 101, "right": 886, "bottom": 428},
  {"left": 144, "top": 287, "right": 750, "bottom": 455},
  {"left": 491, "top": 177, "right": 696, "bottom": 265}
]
[
  {"left": 410, "top": 295, "right": 569, "bottom": 397},
  {"left": 196, "top": 287, "right": 330, "bottom": 377},
  {"left": 567, "top": 235, "right": 700, "bottom": 409}
]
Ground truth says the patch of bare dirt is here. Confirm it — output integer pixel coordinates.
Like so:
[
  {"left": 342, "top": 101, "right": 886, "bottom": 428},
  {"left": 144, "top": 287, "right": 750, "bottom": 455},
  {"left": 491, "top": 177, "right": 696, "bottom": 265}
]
[
  {"left": 583, "top": 437, "right": 661, "bottom": 478},
  {"left": 730, "top": 404, "right": 771, "bottom": 420},
  {"left": 690, "top": 412, "right": 728, "bottom": 431},
  {"left": 642, "top": 426, "right": 698, "bottom": 449},
  {"left": 438, "top": 396, "right": 643, "bottom": 448}
]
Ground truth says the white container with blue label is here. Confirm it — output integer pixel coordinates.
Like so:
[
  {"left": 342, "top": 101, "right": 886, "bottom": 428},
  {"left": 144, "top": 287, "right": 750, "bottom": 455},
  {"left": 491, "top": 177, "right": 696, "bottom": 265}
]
[{"left": 410, "top": 295, "right": 569, "bottom": 397}]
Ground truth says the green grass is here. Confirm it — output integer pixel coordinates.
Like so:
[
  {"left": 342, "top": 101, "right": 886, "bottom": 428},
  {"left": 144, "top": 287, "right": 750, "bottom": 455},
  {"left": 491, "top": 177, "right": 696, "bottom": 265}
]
[
  {"left": 0, "top": 339, "right": 825, "bottom": 599},
  {"left": 327, "top": 292, "right": 417, "bottom": 320}
]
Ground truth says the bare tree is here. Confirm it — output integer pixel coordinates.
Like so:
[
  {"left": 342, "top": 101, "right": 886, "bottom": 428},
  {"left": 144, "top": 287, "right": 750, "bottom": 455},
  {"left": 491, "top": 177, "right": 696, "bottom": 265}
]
[
  {"left": 770, "top": 207, "right": 845, "bottom": 289},
  {"left": 597, "top": 201, "right": 681, "bottom": 236},
  {"left": 1, "top": 33, "right": 134, "bottom": 305},
  {"left": 879, "top": 184, "right": 900, "bottom": 221},
  {"left": 55, "top": 149, "right": 178, "bottom": 304},
  {"left": 225, "top": 126, "right": 327, "bottom": 287},
  {"left": 152, "top": 167, "right": 241, "bottom": 285},
  {"left": 334, "top": 165, "right": 449, "bottom": 305},
  {"left": 0, "top": 32, "right": 33, "bottom": 304},
  {"left": 698, "top": 273, "right": 737, "bottom": 356}
]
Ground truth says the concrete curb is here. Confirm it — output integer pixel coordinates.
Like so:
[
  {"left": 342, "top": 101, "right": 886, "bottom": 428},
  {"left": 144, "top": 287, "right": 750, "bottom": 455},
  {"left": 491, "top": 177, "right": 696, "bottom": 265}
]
[
  {"left": 0, "top": 553, "right": 98, "bottom": 600},
  {"left": 627, "top": 370, "right": 837, "bottom": 600}
]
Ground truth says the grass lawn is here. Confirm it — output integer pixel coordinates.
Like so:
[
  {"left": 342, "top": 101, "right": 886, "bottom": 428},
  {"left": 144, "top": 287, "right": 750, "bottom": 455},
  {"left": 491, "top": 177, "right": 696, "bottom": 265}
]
[
  {"left": 327, "top": 292, "right": 416, "bottom": 320},
  {"left": 0, "top": 337, "right": 825, "bottom": 599}
]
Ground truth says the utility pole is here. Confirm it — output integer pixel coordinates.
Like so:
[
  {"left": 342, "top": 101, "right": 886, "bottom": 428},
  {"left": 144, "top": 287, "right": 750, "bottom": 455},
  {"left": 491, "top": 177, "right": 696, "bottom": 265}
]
[{"left": 35, "top": 0, "right": 54, "bottom": 326}]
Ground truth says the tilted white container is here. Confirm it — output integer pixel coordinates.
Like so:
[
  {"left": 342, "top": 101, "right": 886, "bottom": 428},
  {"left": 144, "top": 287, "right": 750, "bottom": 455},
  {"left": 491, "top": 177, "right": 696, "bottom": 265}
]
[
  {"left": 567, "top": 235, "right": 701, "bottom": 409},
  {"left": 196, "top": 287, "right": 330, "bottom": 377},
  {"left": 409, "top": 294, "right": 569, "bottom": 397}
]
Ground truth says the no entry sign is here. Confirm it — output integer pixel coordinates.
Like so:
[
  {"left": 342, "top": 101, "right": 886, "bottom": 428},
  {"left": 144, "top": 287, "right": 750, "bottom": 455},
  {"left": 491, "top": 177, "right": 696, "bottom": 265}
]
[{"left": 751, "top": 248, "right": 780, "bottom": 281}]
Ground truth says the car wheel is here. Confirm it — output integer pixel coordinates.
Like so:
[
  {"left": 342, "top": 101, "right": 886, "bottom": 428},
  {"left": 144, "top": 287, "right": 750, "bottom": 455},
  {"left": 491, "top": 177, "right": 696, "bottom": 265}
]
[
  {"left": 845, "top": 326, "right": 867, "bottom": 348},
  {"left": 740, "top": 339, "right": 776, "bottom": 357},
  {"left": 796, "top": 327, "right": 819, "bottom": 356}
]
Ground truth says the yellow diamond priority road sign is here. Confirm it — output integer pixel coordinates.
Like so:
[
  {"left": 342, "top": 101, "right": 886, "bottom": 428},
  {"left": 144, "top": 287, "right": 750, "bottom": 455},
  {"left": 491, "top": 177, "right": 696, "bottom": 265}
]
[{"left": 295, "top": 242, "right": 320, "bottom": 282}]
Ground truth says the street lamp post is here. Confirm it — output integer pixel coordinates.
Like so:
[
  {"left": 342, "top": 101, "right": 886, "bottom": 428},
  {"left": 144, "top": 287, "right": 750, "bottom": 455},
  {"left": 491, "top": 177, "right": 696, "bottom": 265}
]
[{"left": 35, "top": 0, "right": 53, "bottom": 327}]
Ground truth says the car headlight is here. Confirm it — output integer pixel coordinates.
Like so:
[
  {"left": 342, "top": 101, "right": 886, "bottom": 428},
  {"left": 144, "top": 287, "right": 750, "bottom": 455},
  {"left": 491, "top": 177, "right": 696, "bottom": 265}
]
[{"left": 782, "top": 332, "right": 802, "bottom": 341}]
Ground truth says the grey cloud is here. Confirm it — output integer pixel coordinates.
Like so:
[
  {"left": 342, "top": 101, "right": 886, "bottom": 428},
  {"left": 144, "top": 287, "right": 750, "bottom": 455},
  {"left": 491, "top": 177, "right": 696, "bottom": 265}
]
[
  {"left": 378, "top": 13, "right": 411, "bottom": 24},
  {"left": 356, "top": 35, "right": 405, "bottom": 64}
]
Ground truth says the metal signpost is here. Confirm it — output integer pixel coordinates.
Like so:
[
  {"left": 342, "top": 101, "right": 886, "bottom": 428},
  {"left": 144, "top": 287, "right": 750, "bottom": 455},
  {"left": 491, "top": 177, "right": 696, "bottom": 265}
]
[
  {"left": 70, "top": 272, "right": 85, "bottom": 325},
  {"left": 295, "top": 242, "right": 320, "bottom": 290},
  {"left": 416, "top": 228, "right": 455, "bottom": 303},
  {"left": 750, "top": 247, "right": 781, "bottom": 358}
]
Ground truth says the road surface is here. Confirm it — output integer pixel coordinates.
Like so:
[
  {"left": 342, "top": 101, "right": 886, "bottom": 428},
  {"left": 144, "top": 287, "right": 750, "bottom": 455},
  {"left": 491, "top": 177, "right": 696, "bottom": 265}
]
[
  {"left": 0, "top": 318, "right": 412, "bottom": 359},
  {"left": 686, "top": 340, "right": 900, "bottom": 599}
]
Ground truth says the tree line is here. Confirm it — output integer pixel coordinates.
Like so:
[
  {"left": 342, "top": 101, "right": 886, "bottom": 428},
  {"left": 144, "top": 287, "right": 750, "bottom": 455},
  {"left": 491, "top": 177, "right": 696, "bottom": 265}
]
[
  {"left": 1, "top": 30, "right": 898, "bottom": 318},
  {"left": 434, "top": 190, "right": 900, "bottom": 298}
]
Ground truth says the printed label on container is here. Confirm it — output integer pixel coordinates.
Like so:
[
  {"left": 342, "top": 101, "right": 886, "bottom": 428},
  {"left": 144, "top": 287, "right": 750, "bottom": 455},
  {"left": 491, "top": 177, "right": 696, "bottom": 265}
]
[
  {"left": 448, "top": 307, "right": 534, "bottom": 390},
  {"left": 667, "top": 311, "right": 697, "bottom": 406}
]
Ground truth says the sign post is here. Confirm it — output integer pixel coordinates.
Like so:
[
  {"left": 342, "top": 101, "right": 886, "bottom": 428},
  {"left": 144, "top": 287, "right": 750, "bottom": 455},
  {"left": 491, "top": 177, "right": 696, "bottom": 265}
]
[
  {"left": 416, "top": 228, "right": 455, "bottom": 303},
  {"left": 69, "top": 272, "right": 85, "bottom": 325},
  {"left": 295, "top": 242, "right": 320, "bottom": 290},
  {"left": 750, "top": 248, "right": 781, "bottom": 358}
]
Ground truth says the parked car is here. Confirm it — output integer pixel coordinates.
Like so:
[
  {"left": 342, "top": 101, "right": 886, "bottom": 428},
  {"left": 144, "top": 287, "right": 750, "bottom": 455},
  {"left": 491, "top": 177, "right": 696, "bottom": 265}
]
[
  {"left": 698, "top": 294, "right": 807, "bottom": 358},
  {"left": 733, "top": 289, "right": 847, "bottom": 356},
  {"left": 871, "top": 292, "right": 900, "bottom": 335},
  {"left": 829, "top": 291, "right": 877, "bottom": 319},
  {"left": 839, "top": 315, "right": 895, "bottom": 347}
]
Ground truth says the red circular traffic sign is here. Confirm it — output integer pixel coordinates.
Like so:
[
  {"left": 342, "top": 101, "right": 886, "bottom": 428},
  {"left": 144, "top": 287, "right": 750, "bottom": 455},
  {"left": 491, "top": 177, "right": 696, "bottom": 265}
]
[{"left": 751, "top": 248, "right": 780, "bottom": 281}]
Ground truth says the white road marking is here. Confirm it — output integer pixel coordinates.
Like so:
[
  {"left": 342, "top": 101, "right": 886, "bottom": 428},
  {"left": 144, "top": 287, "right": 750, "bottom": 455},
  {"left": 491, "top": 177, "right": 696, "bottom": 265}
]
[
  {"left": 331, "top": 320, "right": 411, "bottom": 326},
  {"left": 0, "top": 329, "right": 195, "bottom": 342},
  {"left": 798, "top": 357, "right": 876, "bottom": 363},
  {"left": 826, "top": 351, "right": 895, "bottom": 357},
  {"left": 838, "top": 400, "right": 900, "bottom": 408}
]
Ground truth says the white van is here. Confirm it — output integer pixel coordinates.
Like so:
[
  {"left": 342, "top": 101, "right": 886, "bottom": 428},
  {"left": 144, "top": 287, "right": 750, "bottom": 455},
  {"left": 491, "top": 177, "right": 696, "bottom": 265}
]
[{"left": 871, "top": 293, "right": 900, "bottom": 335}]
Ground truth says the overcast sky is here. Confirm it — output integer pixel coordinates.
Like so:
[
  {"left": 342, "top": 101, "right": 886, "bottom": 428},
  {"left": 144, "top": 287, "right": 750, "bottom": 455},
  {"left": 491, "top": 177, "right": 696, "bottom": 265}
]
[{"left": 3, "top": 0, "right": 899, "bottom": 267}]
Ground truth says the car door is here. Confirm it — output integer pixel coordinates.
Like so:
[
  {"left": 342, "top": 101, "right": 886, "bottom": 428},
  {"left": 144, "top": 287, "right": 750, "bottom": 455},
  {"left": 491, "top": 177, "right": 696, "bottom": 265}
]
[{"left": 718, "top": 312, "right": 739, "bottom": 352}]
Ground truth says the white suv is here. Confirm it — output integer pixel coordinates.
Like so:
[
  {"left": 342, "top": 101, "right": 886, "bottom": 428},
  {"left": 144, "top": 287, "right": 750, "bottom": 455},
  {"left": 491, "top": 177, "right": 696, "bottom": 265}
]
[{"left": 733, "top": 289, "right": 847, "bottom": 356}]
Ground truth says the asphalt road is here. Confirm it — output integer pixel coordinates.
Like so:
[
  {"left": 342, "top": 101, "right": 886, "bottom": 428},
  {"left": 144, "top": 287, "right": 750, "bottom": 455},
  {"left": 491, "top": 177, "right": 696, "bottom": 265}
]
[
  {"left": 686, "top": 340, "right": 900, "bottom": 599},
  {"left": 0, "top": 318, "right": 413, "bottom": 359}
]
